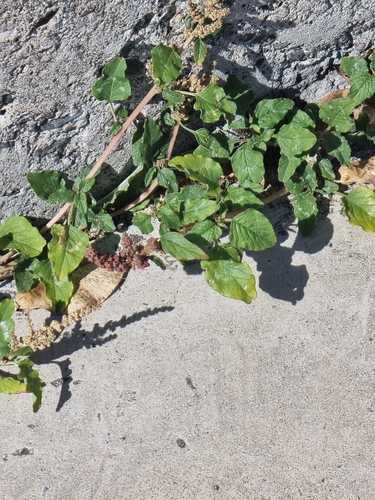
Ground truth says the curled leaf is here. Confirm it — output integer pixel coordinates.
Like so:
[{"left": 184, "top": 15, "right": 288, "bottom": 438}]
[{"left": 337, "top": 156, "right": 375, "bottom": 186}]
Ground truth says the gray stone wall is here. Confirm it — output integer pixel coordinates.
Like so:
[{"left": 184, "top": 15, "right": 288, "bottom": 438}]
[{"left": 1, "top": 0, "right": 374, "bottom": 219}]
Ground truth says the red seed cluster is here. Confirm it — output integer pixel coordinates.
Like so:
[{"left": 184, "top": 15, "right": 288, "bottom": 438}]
[{"left": 85, "top": 234, "right": 152, "bottom": 273}]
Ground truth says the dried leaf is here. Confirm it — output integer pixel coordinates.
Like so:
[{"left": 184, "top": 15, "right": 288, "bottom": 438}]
[
  {"left": 318, "top": 89, "right": 349, "bottom": 106},
  {"left": 16, "top": 264, "right": 124, "bottom": 314},
  {"left": 337, "top": 156, "right": 375, "bottom": 186},
  {"left": 67, "top": 264, "right": 124, "bottom": 315},
  {"left": 353, "top": 104, "right": 375, "bottom": 123}
]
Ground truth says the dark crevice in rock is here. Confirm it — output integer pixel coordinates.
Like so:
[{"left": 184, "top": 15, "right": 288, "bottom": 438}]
[{"left": 30, "top": 8, "right": 59, "bottom": 35}]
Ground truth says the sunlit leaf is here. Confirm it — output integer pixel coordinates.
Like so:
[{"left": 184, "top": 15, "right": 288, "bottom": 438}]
[
  {"left": 151, "top": 44, "right": 182, "bottom": 87},
  {"left": 91, "top": 57, "right": 131, "bottom": 102},
  {"left": 48, "top": 224, "right": 89, "bottom": 281},
  {"left": 160, "top": 232, "right": 208, "bottom": 261},
  {"left": 341, "top": 186, "right": 375, "bottom": 232},
  {"left": 254, "top": 98, "right": 294, "bottom": 128},
  {"left": 169, "top": 154, "right": 223, "bottom": 196},
  {"left": 230, "top": 209, "right": 276, "bottom": 251},
  {"left": 0, "top": 216, "right": 46, "bottom": 257},
  {"left": 276, "top": 124, "right": 317, "bottom": 157}
]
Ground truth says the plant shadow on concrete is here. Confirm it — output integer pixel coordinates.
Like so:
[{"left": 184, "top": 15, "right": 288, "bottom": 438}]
[{"left": 31, "top": 305, "right": 174, "bottom": 411}]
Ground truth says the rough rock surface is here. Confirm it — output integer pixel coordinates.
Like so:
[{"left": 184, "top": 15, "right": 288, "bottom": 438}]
[{"left": 0, "top": 0, "right": 374, "bottom": 219}]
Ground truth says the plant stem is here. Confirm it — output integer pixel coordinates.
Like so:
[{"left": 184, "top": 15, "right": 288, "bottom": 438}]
[
  {"left": 109, "top": 102, "right": 117, "bottom": 122},
  {"left": 40, "top": 85, "right": 160, "bottom": 233},
  {"left": 110, "top": 122, "right": 180, "bottom": 218}
]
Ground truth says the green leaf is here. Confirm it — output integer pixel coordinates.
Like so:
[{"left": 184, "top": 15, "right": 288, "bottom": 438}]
[
  {"left": 0, "top": 216, "right": 46, "bottom": 257},
  {"left": 162, "top": 88, "right": 185, "bottom": 104},
  {"left": 74, "top": 192, "right": 88, "bottom": 215},
  {"left": 157, "top": 205, "right": 182, "bottom": 230},
  {"left": 194, "top": 84, "right": 233, "bottom": 123},
  {"left": 151, "top": 44, "right": 182, "bottom": 87},
  {"left": 179, "top": 185, "right": 208, "bottom": 200},
  {"left": 318, "top": 158, "right": 335, "bottom": 180},
  {"left": 254, "top": 98, "right": 294, "bottom": 128},
  {"left": 27, "top": 170, "right": 73, "bottom": 204},
  {"left": 185, "top": 220, "right": 222, "bottom": 247},
  {"left": 224, "top": 185, "right": 263, "bottom": 210},
  {"left": 116, "top": 107, "right": 129, "bottom": 121},
  {"left": 144, "top": 166, "right": 157, "bottom": 187},
  {"left": 201, "top": 246, "right": 256, "bottom": 303},
  {"left": 0, "top": 376, "right": 27, "bottom": 395},
  {"left": 300, "top": 163, "right": 317, "bottom": 190},
  {"left": 289, "top": 109, "right": 316, "bottom": 129},
  {"left": 34, "top": 260, "right": 74, "bottom": 312},
  {"left": 323, "top": 131, "right": 351, "bottom": 166},
  {"left": 223, "top": 75, "right": 254, "bottom": 116},
  {"left": 181, "top": 199, "right": 218, "bottom": 225},
  {"left": 87, "top": 209, "right": 115, "bottom": 232},
  {"left": 133, "top": 117, "right": 167, "bottom": 166},
  {"left": 72, "top": 164, "right": 99, "bottom": 192},
  {"left": 318, "top": 179, "right": 339, "bottom": 194},
  {"left": 91, "top": 57, "right": 131, "bottom": 102},
  {"left": 17, "top": 359, "right": 43, "bottom": 412},
  {"left": 193, "top": 129, "right": 232, "bottom": 162},
  {"left": 292, "top": 192, "right": 318, "bottom": 236},
  {"left": 48, "top": 224, "right": 89, "bottom": 281},
  {"left": 158, "top": 168, "right": 179, "bottom": 193},
  {"left": 169, "top": 154, "right": 223, "bottom": 196},
  {"left": 341, "top": 186, "right": 375, "bottom": 232},
  {"left": 319, "top": 98, "right": 356, "bottom": 133},
  {"left": 160, "top": 232, "right": 208, "bottom": 261},
  {"left": 278, "top": 156, "right": 302, "bottom": 183},
  {"left": 230, "top": 209, "right": 276, "bottom": 251},
  {"left": 0, "top": 298, "right": 14, "bottom": 348},
  {"left": 231, "top": 144, "right": 264, "bottom": 184},
  {"left": 99, "top": 164, "right": 148, "bottom": 208},
  {"left": 149, "top": 255, "right": 166, "bottom": 270},
  {"left": 340, "top": 56, "right": 368, "bottom": 77},
  {"left": 348, "top": 71, "right": 375, "bottom": 105},
  {"left": 132, "top": 212, "right": 154, "bottom": 234},
  {"left": 109, "top": 122, "right": 122, "bottom": 136},
  {"left": 276, "top": 124, "right": 317, "bottom": 156},
  {"left": 194, "top": 38, "right": 207, "bottom": 66},
  {"left": 14, "top": 257, "right": 38, "bottom": 293}
]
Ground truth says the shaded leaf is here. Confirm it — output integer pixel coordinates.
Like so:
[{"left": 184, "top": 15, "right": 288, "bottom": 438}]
[
  {"left": 323, "top": 131, "right": 351, "bottom": 166},
  {"left": 223, "top": 75, "right": 254, "bottom": 116},
  {"left": 14, "top": 257, "right": 38, "bottom": 293}
]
